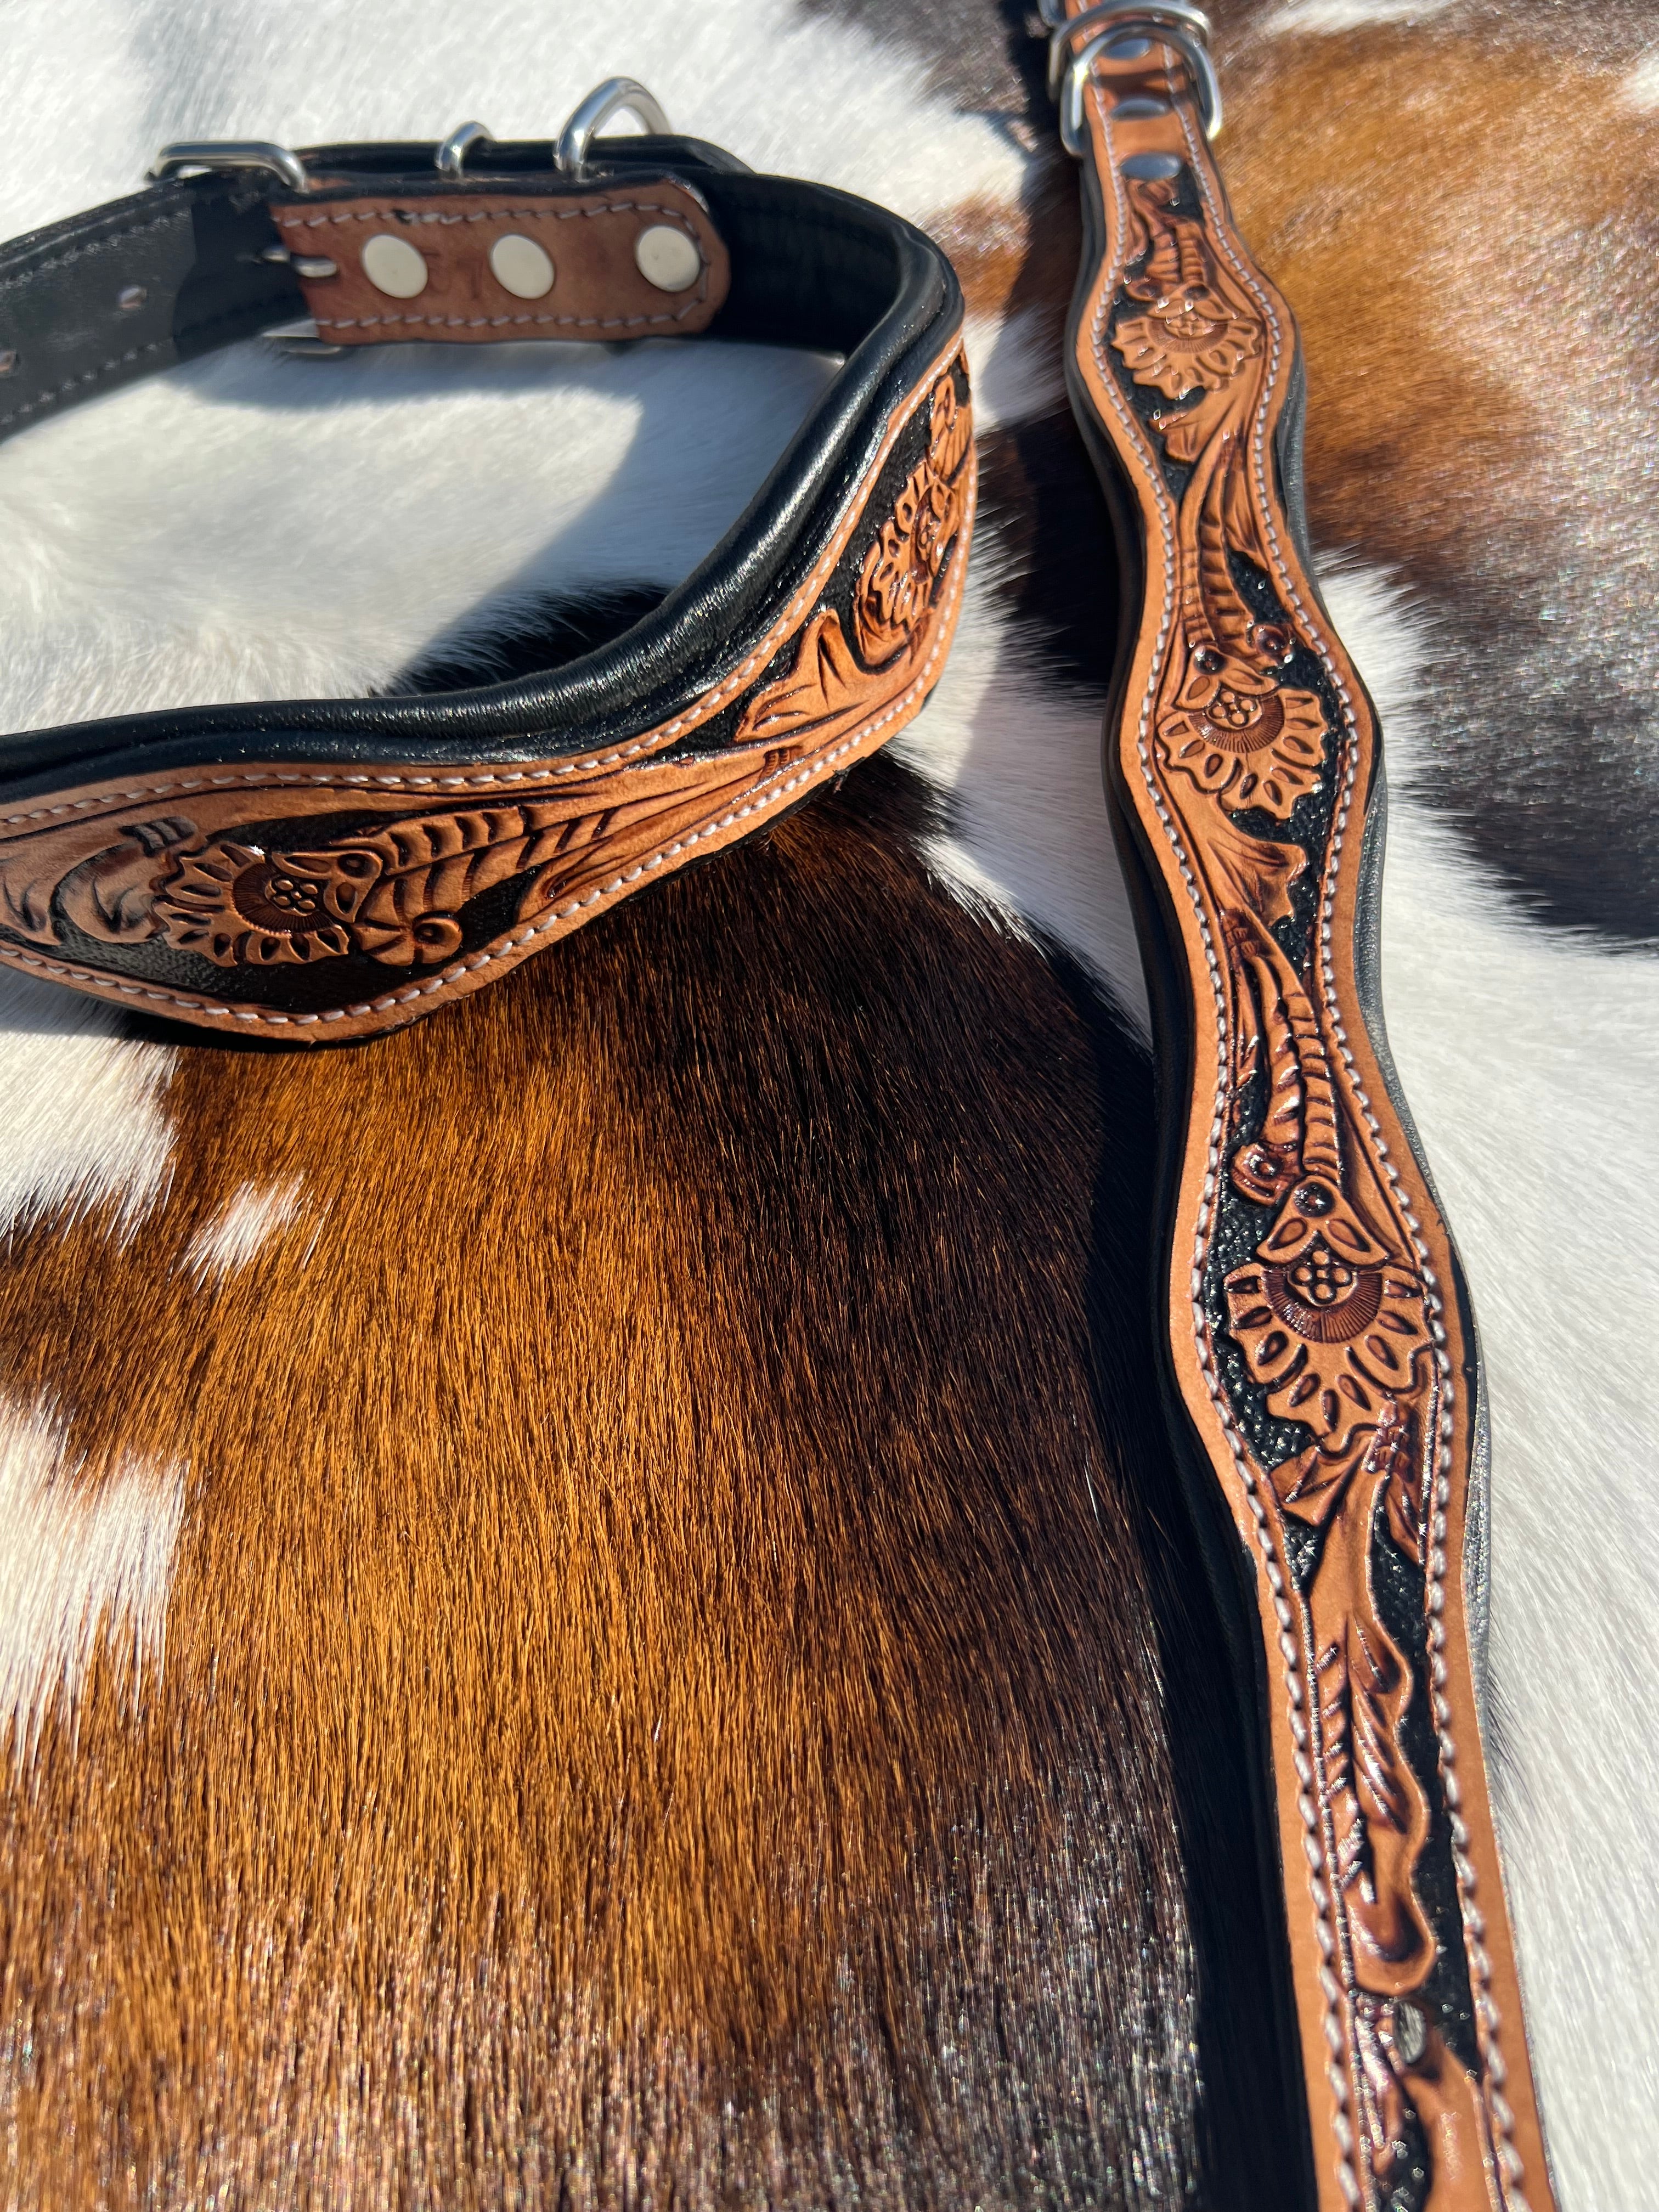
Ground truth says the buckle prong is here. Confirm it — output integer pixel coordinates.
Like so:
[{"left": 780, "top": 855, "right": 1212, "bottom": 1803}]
[{"left": 148, "top": 140, "right": 308, "bottom": 193}]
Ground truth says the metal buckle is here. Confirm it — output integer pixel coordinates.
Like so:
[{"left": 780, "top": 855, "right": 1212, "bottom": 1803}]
[
  {"left": 147, "top": 142, "right": 327, "bottom": 353},
  {"left": 146, "top": 81, "right": 675, "bottom": 360},
  {"left": 148, "top": 140, "right": 308, "bottom": 192},
  {"left": 1054, "top": 7, "right": 1221, "bottom": 149}
]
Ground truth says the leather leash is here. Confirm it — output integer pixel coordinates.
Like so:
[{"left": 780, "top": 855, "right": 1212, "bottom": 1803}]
[
  {"left": 1042, "top": 9, "right": 1559, "bottom": 2208},
  {"left": 0, "top": 42, "right": 1559, "bottom": 2203},
  {"left": 0, "top": 85, "right": 972, "bottom": 1039}
]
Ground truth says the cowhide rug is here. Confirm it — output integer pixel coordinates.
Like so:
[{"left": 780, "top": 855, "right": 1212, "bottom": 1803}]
[{"left": 1, "top": 1, "right": 1654, "bottom": 2205}]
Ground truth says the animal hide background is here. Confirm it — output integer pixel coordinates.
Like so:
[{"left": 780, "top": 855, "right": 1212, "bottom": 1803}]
[{"left": 0, "top": 1, "right": 1655, "bottom": 2207}]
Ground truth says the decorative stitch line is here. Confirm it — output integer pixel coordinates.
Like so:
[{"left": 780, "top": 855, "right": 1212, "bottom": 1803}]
[
  {"left": 0, "top": 331, "right": 968, "bottom": 829},
  {"left": 1085, "top": 74, "right": 1363, "bottom": 2211},
  {"left": 0, "top": 454, "right": 975, "bottom": 1029},
  {"left": 0, "top": 206, "right": 187, "bottom": 296},
  {"left": 276, "top": 199, "right": 695, "bottom": 230},
  {"left": 314, "top": 307, "right": 699, "bottom": 333},
  {"left": 0, "top": 335, "right": 173, "bottom": 432}
]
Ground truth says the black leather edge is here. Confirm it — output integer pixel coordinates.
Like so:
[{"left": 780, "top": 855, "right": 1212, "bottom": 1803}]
[
  {"left": 1063, "top": 136, "right": 1321, "bottom": 2212},
  {"left": 0, "top": 139, "right": 962, "bottom": 795},
  {"left": 0, "top": 176, "right": 299, "bottom": 441}
]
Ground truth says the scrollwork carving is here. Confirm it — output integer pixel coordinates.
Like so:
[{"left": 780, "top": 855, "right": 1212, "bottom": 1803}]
[
  {"left": 1088, "top": 147, "right": 1523, "bottom": 2211},
  {"left": 0, "top": 364, "right": 973, "bottom": 991},
  {"left": 738, "top": 371, "right": 972, "bottom": 751}
]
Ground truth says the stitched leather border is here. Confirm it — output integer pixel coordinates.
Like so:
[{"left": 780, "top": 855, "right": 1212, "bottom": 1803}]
[
  {"left": 0, "top": 341, "right": 973, "bottom": 1038},
  {"left": 1058, "top": 27, "right": 1558, "bottom": 2212},
  {"left": 276, "top": 182, "right": 731, "bottom": 342}
]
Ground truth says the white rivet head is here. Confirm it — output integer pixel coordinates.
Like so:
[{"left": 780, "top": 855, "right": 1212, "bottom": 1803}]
[
  {"left": 634, "top": 224, "right": 701, "bottom": 294},
  {"left": 488, "top": 232, "right": 556, "bottom": 300},
  {"left": 360, "top": 233, "right": 428, "bottom": 300}
]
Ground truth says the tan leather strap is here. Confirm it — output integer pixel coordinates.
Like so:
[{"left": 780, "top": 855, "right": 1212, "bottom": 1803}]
[
  {"left": 275, "top": 179, "right": 731, "bottom": 343},
  {"left": 1051, "top": 17, "right": 1557, "bottom": 2210},
  {"left": 0, "top": 352, "right": 971, "bottom": 1039}
]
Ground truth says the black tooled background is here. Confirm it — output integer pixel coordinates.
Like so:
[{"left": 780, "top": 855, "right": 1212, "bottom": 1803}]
[
  {"left": 1103, "top": 219, "right": 1483, "bottom": 2124},
  {"left": 21, "top": 359, "right": 969, "bottom": 1020}
]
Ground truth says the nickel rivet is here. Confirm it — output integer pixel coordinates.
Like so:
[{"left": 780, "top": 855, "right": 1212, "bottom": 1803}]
[
  {"left": 489, "top": 233, "right": 556, "bottom": 301},
  {"left": 1392, "top": 1999, "right": 1428, "bottom": 2066},
  {"left": 634, "top": 224, "right": 701, "bottom": 294},
  {"left": 360, "top": 233, "right": 429, "bottom": 300}
]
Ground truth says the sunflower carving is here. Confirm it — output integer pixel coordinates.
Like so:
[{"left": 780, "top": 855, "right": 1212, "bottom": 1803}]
[
  {"left": 153, "top": 840, "right": 376, "bottom": 966},
  {"left": 1113, "top": 286, "right": 1261, "bottom": 400},
  {"left": 1156, "top": 664, "right": 1325, "bottom": 819},
  {"left": 738, "top": 367, "right": 972, "bottom": 746},
  {"left": 853, "top": 376, "right": 970, "bottom": 668},
  {"left": 152, "top": 834, "right": 477, "bottom": 969},
  {"left": 1223, "top": 1178, "right": 1431, "bottom": 1454}
]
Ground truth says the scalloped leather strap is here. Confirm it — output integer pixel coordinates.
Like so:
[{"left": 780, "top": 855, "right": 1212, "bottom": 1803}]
[
  {"left": 1049, "top": 16, "right": 1557, "bottom": 2209},
  {"left": 0, "top": 137, "right": 971, "bottom": 1038}
]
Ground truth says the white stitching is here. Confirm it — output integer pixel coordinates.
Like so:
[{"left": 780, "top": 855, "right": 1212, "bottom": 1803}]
[
  {"left": 1171, "top": 86, "right": 1527, "bottom": 2209},
  {"left": 311, "top": 308, "right": 700, "bottom": 332},
  {"left": 276, "top": 198, "right": 695, "bottom": 231},
  {"left": 0, "top": 448, "right": 976, "bottom": 1030},
  {"left": 0, "top": 206, "right": 185, "bottom": 295},
  {"left": 0, "top": 336, "right": 172, "bottom": 431},
  {"left": 1084, "top": 75, "right": 1363, "bottom": 2210},
  {"left": 0, "top": 332, "right": 967, "bottom": 829},
  {"left": 278, "top": 196, "right": 711, "bottom": 334}
]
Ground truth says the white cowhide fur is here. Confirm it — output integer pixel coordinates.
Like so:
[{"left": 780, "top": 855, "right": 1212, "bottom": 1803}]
[{"left": 1, "top": 0, "right": 1655, "bottom": 2203}]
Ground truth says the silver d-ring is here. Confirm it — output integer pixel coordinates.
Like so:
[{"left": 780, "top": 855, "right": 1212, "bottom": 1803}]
[
  {"left": 1039, "top": 0, "right": 1209, "bottom": 31},
  {"left": 1047, "top": 0, "right": 1211, "bottom": 94},
  {"left": 148, "top": 140, "right": 309, "bottom": 192},
  {"left": 436, "top": 120, "right": 495, "bottom": 177},
  {"left": 1060, "top": 19, "right": 1222, "bottom": 147},
  {"left": 555, "top": 77, "right": 673, "bottom": 178}
]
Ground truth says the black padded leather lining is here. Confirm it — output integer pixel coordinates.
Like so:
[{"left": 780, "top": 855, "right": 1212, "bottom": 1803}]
[
  {"left": 0, "top": 179, "right": 299, "bottom": 439},
  {"left": 0, "top": 136, "right": 961, "bottom": 792}
]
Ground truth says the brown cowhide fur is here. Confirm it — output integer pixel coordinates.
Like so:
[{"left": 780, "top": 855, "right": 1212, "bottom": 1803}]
[{"left": 1, "top": 767, "right": 1285, "bottom": 2206}]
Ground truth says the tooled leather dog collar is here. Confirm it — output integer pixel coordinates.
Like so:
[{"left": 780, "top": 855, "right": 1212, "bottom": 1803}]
[
  {"left": 1043, "top": 8, "right": 1559, "bottom": 2210},
  {"left": 0, "top": 89, "right": 973, "bottom": 1039}
]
